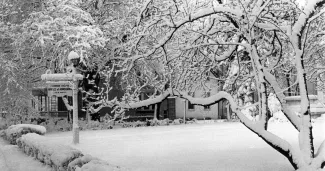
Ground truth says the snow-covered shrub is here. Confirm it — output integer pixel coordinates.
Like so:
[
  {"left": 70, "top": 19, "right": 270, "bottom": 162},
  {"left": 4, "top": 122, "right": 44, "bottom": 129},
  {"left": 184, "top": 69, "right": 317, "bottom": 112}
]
[
  {"left": 159, "top": 118, "right": 170, "bottom": 126},
  {"left": 149, "top": 119, "right": 160, "bottom": 126},
  {"left": 4, "top": 124, "right": 46, "bottom": 144},
  {"left": 67, "top": 154, "right": 95, "bottom": 171},
  {"left": 173, "top": 118, "right": 184, "bottom": 125},
  {"left": 122, "top": 122, "right": 133, "bottom": 128},
  {"left": 0, "top": 118, "right": 7, "bottom": 130},
  {"left": 17, "top": 133, "right": 82, "bottom": 171},
  {"left": 78, "top": 120, "right": 87, "bottom": 130},
  {"left": 132, "top": 121, "right": 146, "bottom": 127},
  {"left": 67, "top": 153, "right": 130, "bottom": 171},
  {"left": 101, "top": 122, "right": 114, "bottom": 129},
  {"left": 191, "top": 118, "right": 198, "bottom": 123},
  {"left": 78, "top": 120, "right": 111, "bottom": 130},
  {"left": 56, "top": 119, "right": 72, "bottom": 131},
  {"left": 87, "top": 121, "right": 101, "bottom": 130},
  {"left": 185, "top": 121, "right": 194, "bottom": 124},
  {"left": 172, "top": 119, "right": 180, "bottom": 125},
  {"left": 75, "top": 159, "right": 129, "bottom": 171},
  {"left": 43, "top": 118, "right": 57, "bottom": 132}
]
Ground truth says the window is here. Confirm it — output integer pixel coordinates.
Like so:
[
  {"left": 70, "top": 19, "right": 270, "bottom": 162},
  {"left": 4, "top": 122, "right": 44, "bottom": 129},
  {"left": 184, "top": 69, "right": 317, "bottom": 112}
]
[
  {"left": 284, "top": 69, "right": 317, "bottom": 96},
  {"left": 204, "top": 92, "right": 211, "bottom": 110},
  {"left": 188, "top": 92, "right": 195, "bottom": 110},
  {"left": 38, "top": 96, "right": 46, "bottom": 111}
]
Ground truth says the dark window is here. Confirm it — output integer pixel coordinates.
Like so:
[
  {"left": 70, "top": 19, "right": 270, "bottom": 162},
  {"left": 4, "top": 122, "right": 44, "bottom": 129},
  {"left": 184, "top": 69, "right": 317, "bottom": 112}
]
[{"left": 188, "top": 92, "right": 195, "bottom": 110}]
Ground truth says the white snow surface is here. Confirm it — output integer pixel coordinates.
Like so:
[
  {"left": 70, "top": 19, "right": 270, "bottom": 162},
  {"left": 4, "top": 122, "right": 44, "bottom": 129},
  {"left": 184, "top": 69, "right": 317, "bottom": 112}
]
[
  {"left": 5, "top": 124, "right": 46, "bottom": 135},
  {"left": 0, "top": 138, "right": 51, "bottom": 171},
  {"left": 44, "top": 119, "right": 325, "bottom": 171}
]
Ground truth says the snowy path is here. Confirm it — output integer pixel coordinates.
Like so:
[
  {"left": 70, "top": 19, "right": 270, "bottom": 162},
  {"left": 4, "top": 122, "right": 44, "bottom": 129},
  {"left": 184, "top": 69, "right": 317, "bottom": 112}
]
[
  {"left": 0, "top": 138, "right": 51, "bottom": 171},
  {"left": 45, "top": 119, "right": 325, "bottom": 171}
]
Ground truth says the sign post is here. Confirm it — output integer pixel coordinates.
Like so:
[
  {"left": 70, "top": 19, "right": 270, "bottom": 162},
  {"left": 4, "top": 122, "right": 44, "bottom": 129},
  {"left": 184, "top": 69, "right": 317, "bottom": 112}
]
[{"left": 41, "top": 73, "right": 83, "bottom": 144}]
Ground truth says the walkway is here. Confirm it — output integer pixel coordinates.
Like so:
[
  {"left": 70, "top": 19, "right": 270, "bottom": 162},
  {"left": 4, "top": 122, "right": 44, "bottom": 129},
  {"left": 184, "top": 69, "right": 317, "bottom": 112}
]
[{"left": 0, "top": 136, "right": 51, "bottom": 171}]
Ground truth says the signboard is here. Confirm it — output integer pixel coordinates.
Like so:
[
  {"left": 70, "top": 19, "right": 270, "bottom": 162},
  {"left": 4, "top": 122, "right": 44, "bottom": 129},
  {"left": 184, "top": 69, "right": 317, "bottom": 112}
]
[{"left": 47, "top": 82, "right": 72, "bottom": 97}]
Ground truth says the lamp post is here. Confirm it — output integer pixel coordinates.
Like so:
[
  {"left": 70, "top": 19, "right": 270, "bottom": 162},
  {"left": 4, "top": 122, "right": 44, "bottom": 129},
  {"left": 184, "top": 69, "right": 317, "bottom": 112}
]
[
  {"left": 41, "top": 73, "right": 83, "bottom": 144},
  {"left": 41, "top": 51, "right": 83, "bottom": 144}
]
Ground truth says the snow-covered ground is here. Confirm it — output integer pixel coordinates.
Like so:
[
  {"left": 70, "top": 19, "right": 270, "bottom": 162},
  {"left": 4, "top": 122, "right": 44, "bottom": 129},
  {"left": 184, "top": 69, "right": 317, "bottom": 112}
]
[{"left": 43, "top": 117, "right": 325, "bottom": 171}]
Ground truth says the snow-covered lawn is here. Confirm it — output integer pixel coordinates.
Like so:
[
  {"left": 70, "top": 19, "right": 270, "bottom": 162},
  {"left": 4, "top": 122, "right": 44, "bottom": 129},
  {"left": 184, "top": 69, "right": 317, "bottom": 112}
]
[{"left": 44, "top": 119, "right": 325, "bottom": 171}]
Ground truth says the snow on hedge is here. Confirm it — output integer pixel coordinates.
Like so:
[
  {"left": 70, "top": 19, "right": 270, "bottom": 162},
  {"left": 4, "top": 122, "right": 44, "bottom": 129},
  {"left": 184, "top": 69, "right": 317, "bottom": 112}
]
[
  {"left": 17, "top": 133, "right": 130, "bottom": 171},
  {"left": 68, "top": 154, "right": 129, "bottom": 171},
  {"left": 17, "top": 133, "right": 82, "bottom": 171},
  {"left": 4, "top": 124, "right": 46, "bottom": 144},
  {"left": 76, "top": 159, "right": 129, "bottom": 171}
]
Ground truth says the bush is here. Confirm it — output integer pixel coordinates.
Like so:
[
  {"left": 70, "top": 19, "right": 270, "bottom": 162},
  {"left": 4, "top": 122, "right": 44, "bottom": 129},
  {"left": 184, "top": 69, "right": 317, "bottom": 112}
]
[
  {"left": 159, "top": 118, "right": 170, "bottom": 126},
  {"left": 76, "top": 159, "right": 129, "bottom": 171},
  {"left": 133, "top": 121, "right": 146, "bottom": 127},
  {"left": 16, "top": 133, "right": 129, "bottom": 171},
  {"left": 191, "top": 118, "right": 198, "bottom": 123},
  {"left": 150, "top": 119, "right": 160, "bottom": 126},
  {"left": 67, "top": 155, "right": 95, "bottom": 171},
  {"left": 0, "top": 118, "right": 7, "bottom": 130},
  {"left": 174, "top": 118, "right": 188, "bottom": 125},
  {"left": 4, "top": 124, "right": 46, "bottom": 145},
  {"left": 17, "top": 133, "right": 83, "bottom": 171}
]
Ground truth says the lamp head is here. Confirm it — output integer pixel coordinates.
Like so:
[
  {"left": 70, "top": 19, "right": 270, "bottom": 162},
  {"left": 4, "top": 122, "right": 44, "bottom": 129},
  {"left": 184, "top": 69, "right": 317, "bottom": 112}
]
[{"left": 68, "top": 51, "right": 80, "bottom": 66}]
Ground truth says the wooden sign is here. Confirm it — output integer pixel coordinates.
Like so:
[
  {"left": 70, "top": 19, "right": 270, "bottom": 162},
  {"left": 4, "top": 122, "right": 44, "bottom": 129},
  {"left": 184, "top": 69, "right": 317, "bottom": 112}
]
[{"left": 47, "top": 82, "right": 72, "bottom": 97}]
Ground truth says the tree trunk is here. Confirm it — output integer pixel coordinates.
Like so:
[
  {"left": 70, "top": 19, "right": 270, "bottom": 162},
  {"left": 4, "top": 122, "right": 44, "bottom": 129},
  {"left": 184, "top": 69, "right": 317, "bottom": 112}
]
[{"left": 87, "top": 109, "right": 91, "bottom": 123}]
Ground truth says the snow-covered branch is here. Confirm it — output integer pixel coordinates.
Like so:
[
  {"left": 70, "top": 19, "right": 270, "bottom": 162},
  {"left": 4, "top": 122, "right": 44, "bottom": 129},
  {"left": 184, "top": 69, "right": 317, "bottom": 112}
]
[
  {"left": 62, "top": 97, "right": 73, "bottom": 111},
  {"left": 263, "top": 70, "right": 301, "bottom": 131},
  {"left": 174, "top": 5, "right": 243, "bottom": 28}
]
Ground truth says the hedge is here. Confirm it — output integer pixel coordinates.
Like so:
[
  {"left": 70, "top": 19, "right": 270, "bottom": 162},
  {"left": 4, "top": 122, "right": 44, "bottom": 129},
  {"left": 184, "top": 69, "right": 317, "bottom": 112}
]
[
  {"left": 17, "top": 133, "right": 129, "bottom": 171},
  {"left": 3, "top": 124, "right": 46, "bottom": 144}
]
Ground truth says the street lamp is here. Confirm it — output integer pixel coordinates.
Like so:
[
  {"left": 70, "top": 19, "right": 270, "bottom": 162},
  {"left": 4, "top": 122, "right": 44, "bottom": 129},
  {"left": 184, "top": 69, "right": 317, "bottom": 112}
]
[{"left": 41, "top": 51, "right": 83, "bottom": 144}]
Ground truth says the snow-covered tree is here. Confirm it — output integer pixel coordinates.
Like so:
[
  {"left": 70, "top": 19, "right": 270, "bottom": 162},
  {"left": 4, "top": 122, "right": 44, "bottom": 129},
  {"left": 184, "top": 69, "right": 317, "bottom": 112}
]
[
  {"left": 98, "top": 0, "right": 325, "bottom": 170},
  {"left": 0, "top": 0, "right": 107, "bottom": 121}
]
